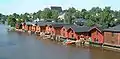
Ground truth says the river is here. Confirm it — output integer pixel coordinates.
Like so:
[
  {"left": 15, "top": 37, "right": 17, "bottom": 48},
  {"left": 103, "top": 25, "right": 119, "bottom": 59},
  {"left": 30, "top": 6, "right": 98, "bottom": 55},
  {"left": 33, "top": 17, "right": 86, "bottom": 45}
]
[{"left": 0, "top": 24, "right": 120, "bottom": 59}]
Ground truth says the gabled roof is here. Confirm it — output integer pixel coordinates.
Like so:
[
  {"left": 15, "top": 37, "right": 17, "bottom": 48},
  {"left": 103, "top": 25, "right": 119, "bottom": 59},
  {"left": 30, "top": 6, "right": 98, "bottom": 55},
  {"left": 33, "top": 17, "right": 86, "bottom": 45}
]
[
  {"left": 104, "top": 24, "right": 120, "bottom": 32},
  {"left": 36, "top": 22, "right": 66, "bottom": 27},
  {"left": 69, "top": 26, "right": 90, "bottom": 33},
  {"left": 36, "top": 22, "right": 51, "bottom": 26},
  {"left": 89, "top": 26, "right": 103, "bottom": 32},
  {"left": 50, "top": 23, "right": 69, "bottom": 28},
  {"left": 25, "top": 22, "right": 33, "bottom": 25},
  {"left": 63, "top": 24, "right": 78, "bottom": 30}
]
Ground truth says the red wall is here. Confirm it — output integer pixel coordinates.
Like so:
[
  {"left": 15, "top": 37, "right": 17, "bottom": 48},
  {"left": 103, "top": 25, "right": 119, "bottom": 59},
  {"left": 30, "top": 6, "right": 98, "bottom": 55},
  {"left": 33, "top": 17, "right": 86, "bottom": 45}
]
[
  {"left": 118, "top": 33, "right": 120, "bottom": 45},
  {"left": 28, "top": 25, "right": 32, "bottom": 31},
  {"left": 36, "top": 25, "right": 41, "bottom": 32},
  {"left": 90, "top": 28, "right": 104, "bottom": 43},
  {"left": 78, "top": 32, "right": 89, "bottom": 40},
  {"left": 22, "top": 24, "right": 25, "bottom": 30},
  {"left": 60, "top": 27, "right": 69, "bottom": 38},
  {"left": 45, "top": 25, "right": 51, "bottom": 33},
  {"left": 25, "top": 25, "right": 28, "bottom": 31},
  {"left": 50, "top": 27, "right": 55, "bottom": 34},
  {"left": 67, "top": 28, "right": 79, "bottom": 40},
  {"left": 50, "top": 27, "right": 62, "bottom": 35},
  {"left": 68, "top": 29, "right": 75, "bottom": 38},
  {"left": 32, "top": 26, "right": 36, "bottom": 32},
  {"left": 104, "top": 32, "right": 120, "bottom": 46},
  {"left": 66, "top": 28, "right": 89, "bottom": 40},
  {"left": 40, "top": 26, "right": 46, "bottom": 32}
]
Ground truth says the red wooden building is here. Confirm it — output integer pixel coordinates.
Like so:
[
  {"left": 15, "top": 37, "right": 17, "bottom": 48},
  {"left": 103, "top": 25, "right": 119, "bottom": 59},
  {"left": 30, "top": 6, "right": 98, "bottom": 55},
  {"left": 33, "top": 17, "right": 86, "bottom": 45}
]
[
  {"left": 104, "top": 25, "right": 120, "bottom": 47},
  {"left": 48, "top": 23, "right": 68, "bottom": 35},
  {"left": 36, "top": 22, "right": 48, "bottom": 32},
  {"left": 46, "top": 25, "right": 52, "bottom": 34},
  {"left": 16, "top": 23, "right": 22, "bottom": 29},
  {"left": 36, "top": 22, "right": 56, "bottom": 33},
  {"left": 60, "top": 24, "right": 77, "bottom": 38},
  {"left": 36, "top": 25, "right": 41, "bottom": 33},
  {"left": 31, "top": 24, "right": 36, "bottom": 32},
  {"left": 24, "top": 22, "right": 33, "bottom": 31},
  {"left": 22, "top": 23, "right": 26, "bottom": 30},
  {"left": 31, "top": 22, "right": 37, "bottom": 32},
  {"left": 67, "top": 26, "right": 90, "bottom": 40},
  {"left": 89, "top": 26, "right": 104, "bottom": 44}
]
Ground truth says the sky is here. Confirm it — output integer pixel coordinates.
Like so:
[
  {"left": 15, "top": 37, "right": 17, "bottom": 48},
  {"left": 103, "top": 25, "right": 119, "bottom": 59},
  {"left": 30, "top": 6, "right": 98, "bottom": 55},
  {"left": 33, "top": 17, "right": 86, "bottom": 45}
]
[{"left": 0, "top": 0, "right": 120, "bottom": 15}]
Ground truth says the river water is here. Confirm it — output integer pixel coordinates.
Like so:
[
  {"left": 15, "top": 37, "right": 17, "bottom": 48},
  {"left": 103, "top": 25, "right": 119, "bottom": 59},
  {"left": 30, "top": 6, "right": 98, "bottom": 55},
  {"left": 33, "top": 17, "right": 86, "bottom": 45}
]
[{"left": 0, "top": 24, "right": 120, "bottom": 59}]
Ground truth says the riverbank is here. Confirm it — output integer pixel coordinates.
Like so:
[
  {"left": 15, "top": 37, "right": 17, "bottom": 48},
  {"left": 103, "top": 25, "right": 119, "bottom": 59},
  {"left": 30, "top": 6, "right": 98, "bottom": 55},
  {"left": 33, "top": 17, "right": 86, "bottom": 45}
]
[{"left": 14, "top": 28, "right": 120, "bottom": 52}]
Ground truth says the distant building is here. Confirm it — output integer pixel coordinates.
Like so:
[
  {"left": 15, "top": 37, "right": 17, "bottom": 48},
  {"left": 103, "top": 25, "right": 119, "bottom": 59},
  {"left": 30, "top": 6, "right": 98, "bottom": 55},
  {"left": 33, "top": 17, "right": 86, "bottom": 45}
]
[
  {"left": 51, "top": 6, "right": 62, "bottom": 12},
  {"left": 33, "top": 18, "right": 40, "bottom": 22},
  {"left": 73, "top": 18, "right": 87, "bottom": 26},
  {"left": 58, "top": 13, "right": 65, "bottom": 20}
]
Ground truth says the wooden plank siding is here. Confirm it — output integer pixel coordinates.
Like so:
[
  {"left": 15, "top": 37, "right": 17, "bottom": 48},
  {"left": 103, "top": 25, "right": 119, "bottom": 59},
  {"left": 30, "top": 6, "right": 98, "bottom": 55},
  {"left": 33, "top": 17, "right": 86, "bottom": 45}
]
[
  {"left": 25, "top": 25, "right": 28, "bottom": 31},
  {"left": 40, "top": 26, "right": 46, "bottom": 32},
  {"left": 49, "top": 27, "right": 62, "bottom": 35},
  {"left": 36, "top": 25, "right": 41, "bottom": 32},
  {"left": 67, "top": 28, "right": 80, "bottom": 40},
  {"left": 60, "top": 27, "right": 69, "bottom": 38},
  {"left": 90, "top": 28, "right": 104, "bottom": 44},
  {"left": 22, "top": 23, "right": 25, "bottom": 30},
  {"left": 45, "top": 25, "right": 52, "bottom": 33},
  {"left": 32, "top": 25, "right": 36, "bottom": 32},
  {"left": 28, "top": 25, "right": 32, "bottom": 31},
  {"left": 68, "top": 28, "right": 76, "bottom": 39},
  {"left": 104, "top": 32, "right": 120, "bottom": 46}
]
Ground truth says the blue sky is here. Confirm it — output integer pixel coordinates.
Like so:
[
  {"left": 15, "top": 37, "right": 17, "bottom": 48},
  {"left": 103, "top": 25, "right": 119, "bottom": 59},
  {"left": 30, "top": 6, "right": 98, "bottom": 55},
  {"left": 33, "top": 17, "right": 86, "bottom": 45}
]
[{"left": 0, "top": 0, "right": 120, "bottom": 15}]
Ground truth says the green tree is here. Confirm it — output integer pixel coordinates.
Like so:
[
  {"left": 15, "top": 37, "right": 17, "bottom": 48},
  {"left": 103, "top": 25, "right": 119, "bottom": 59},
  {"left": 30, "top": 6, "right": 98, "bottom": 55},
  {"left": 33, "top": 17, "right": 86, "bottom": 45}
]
[
  {"left": 51, "top": 10, "right": 59, "bottom": 21},
  {"left": 36, "top": 10, "right": 41, "bottom": 19},
  {"left": 40, "top": 8, "right": 52, "bottom": 20},
  {"left": 81, "top": 9, "right": 87, "bottom": 19},
  {"left": 7, "top": 15, "right": 17, "bottom": 27},
  {"left": 74, "top": 10, "right": 81, "bottom": 18},
  {"left": 20, "top": 13, "right": 30, "bottom": 22},
  {"left": 64, "top": 7, "right": 76, "bottom": 24}
]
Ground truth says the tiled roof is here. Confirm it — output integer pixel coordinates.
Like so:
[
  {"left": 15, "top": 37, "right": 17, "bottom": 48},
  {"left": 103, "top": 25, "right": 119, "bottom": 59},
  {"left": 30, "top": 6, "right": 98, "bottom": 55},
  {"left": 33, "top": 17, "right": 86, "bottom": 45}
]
[
  {"left": 51, "top": 23, "right": 69, "bottom": 27},
  {"left": 89, "top": 26, "right": 103, "bottom": 32},
  {"left": 36, "top": 22, "right": 49, "bottom": 26},
  {"left": 36, "top": 22, "right": 65, "bottom": 27},
  {"left": 71, "top": 26, "right": 90, "bottom": 32},
  {"left": 25, "top": 22, "right": 33, "bottom": 25},
  {"left": 63, "top": 24, "right": 78, "bottom": 30},
  {"left": 104, "top": 24, "right": 120, "bottom": 32}
]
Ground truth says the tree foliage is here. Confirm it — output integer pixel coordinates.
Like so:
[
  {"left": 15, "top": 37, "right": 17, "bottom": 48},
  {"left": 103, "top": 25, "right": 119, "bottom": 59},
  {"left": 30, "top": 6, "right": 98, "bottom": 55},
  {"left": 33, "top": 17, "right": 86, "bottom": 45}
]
[
  {"left": 64, "top": 7, "right": 76, "bottom": 24},
  {"left": 0, "top": 6, "right": 120, "bottom": 28},
  {"left": 51, "top": 10, "right": 59, "bottom": 21},
  {"left": 40, "top": 8, "right": 52, "bottom": 19},
  {"left": 7, "top": 15, "right": 17, "bottom": 27}
]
